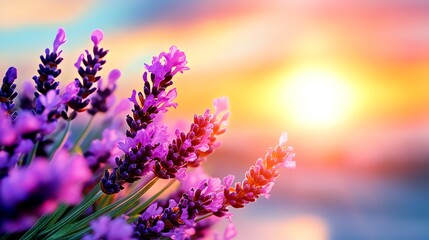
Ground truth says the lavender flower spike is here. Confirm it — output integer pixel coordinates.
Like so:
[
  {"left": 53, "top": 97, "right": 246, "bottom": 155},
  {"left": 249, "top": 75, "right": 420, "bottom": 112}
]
[
  {"left": 87, "top": 69, "right": 120, "bottom": 115},
  {"left": 33, "top": 28, "right": 66, "bottom": 96},
  {"left": 0, "top": 67, "right": 18, "bottom": 114},
  {"left": 218, "top": 133, "right": 296, "bottom": 211}
]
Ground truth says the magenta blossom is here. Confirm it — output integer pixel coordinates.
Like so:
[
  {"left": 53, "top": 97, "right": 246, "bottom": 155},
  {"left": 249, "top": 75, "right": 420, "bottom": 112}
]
[
  {"left": 91, "top": 29, "right": 104, "bottom": 47},
  {"left": 0, "top": 149, "right": 91, "bottom": 233},
  {"left": 144, "top": 46, "right": 189, "bottom": 87},
  {"left": 83, "top": 216, "right": 133, "bottom": 240}
]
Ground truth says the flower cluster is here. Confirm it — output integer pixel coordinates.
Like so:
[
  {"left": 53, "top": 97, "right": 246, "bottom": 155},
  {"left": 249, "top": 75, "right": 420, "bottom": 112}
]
[{"left": 0, "top": 28, "right": 295, "bottom": 239}]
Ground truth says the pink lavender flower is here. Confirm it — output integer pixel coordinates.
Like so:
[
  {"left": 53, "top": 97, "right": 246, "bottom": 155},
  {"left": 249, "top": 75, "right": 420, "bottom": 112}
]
[
  {"left": 189, "top": 97, "right": 230, "bottom": 167},
  {"left": 83, "top": 216, "right": 133, "bottom": 240},
  {"left": 0, "top": 149, "right": 91, "bottom": 233},
  {"left": 219, "top": 133, "right": 295, "bottom": 210}
]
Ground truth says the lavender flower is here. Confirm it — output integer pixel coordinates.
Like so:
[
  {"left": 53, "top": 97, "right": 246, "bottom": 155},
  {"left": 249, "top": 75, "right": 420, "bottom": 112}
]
[
  {"left": 85, "top": 128, "right": 125, "bottom": 172},
  {"left": 0, "top": 108, "right": 42, "bottom": 174},
  {"left": 101, "top": 124, "right": 169, "bottom": 194},
  {"left": 83, "top": 216, "right": 133, "bottom": 240},
  {"left": 153, "top": 97, "right": 229, "bottom": 179},
  {"left": 0, "top": 149, "right": 91, "bottom": 233},
  {"left": 66, "top": 29, "right": 109, "bottom": 116},
  {"left": 126, "top": 46, "right": 189, "bottom": 138},
  {"left": 87, "top": 69, "right": 120, "bottom": 115},
  {"left": 33, "top": 28, "right": 66, "bottom": 97},
  {"left": 0, "top": 67, "right": 18, "bottom": 115},
  {"left": 219, "top": 133, "right": 295, "bottom": 210},
  {"left": 132, "top": 177, "right": 225, "bottom": 239}
]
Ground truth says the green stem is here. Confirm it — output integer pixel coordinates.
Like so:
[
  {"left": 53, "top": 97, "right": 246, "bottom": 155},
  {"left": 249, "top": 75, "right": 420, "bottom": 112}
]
[
  {"left": 195, "top": 213, "right": 214, "bottom": 222},
  {"left": 129, "top": 179, "right": 176, "bottom": 216},
  {"left": 72, "top": 116, "right": 94, "bottom": 152},
  {"left": 96, "top": 194, "right": 114, "bottom": 210},
  {"left": 46, "top": 178, "right": 159, "bottom": 239},
  {"left": 20, "top": 213, "right": 52, "bottom": 240},
  {"left": 45, "top": 204, "right": 69, "bottom": 227},
  {"left": 40, "top": 187, "right": 102, "bottom": 237},
  {"left": 48, "top": 120, "right": 70, "bottom": 159},
  {"left": 22, "top": 141, "right": 39, "bottom": 166}
]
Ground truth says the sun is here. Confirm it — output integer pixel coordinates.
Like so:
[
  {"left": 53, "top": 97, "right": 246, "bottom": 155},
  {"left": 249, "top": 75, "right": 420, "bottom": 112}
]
[{"left": 282, "top": 68, "right": 354, "bottom": 129}]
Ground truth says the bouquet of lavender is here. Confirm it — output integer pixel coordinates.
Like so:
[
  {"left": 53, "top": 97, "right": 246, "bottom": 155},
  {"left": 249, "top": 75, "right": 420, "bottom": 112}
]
[{"left": 0, "top": 28, "right": 296, "bottom": 239}]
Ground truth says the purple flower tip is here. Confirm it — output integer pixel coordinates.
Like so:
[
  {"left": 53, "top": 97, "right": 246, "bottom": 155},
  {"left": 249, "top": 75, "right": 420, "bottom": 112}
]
[
  {"left": 91, "top": 29, "right": 104, "bottom": 46},
  {"left": 108, "top": 69, "right": 121, "bottom": 84},
  {"left": 74, "top": 54, "right": 84, "bottom": 69},
  {"left": 4, "top": 67, "right": 17, "bottom": 84},
  {"left": 53, "top": 28, "right": 66, "bottom": 53}
]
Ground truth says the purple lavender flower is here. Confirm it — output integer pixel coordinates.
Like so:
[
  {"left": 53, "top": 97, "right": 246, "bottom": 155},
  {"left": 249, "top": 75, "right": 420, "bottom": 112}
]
[
  {"left": 126, "top": 46, "right": 189, "bottom": 138},
  {"left": 132, "top": 177, "right": 225, "bottom": 239},
  {"left": 144, "top": 45, "right": 189, "bottom": 87},
  {"left": 0, "top": 108, "right": 17, "bottom": 147},
  {"left": 87, "top": 69, "right": 120, "bottom": 115},
  {"left": 85, "top": 128, "right": 125, "bottom": 172},
  {"left": 82, "top": 216, "right": 133, "bottom": 240},
  {"left": 101, "top": 124, "right": 169, "bottom": 194},
  {"left": 178, "top": 177, "right": 224, "bottom": 220},
  {"left": 0, "top": 108, "right": 43, "bottom": 175},
  {"left": 66, "top": 29, "right": 109, "bottom": 116},
  {"left": 0, "top": 67, "right": 18, "bottom": 115},
  {"left": 0, "top": 149, "right": 91, "bottom": 233},
  {"left": 133, "top": 200, "right": 185, "bottom": 239},
  {"left": 102, "top": 46, "right": 189, "bottom": 194},
  {"left": 32, "top": 28, "right": 66, "bottom": 97}
]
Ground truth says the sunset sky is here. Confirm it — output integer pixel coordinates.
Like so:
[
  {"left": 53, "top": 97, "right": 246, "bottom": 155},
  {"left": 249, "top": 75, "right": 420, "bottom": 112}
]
[{"left": 1, "top": 1, "right": 429, "bottom": 239}]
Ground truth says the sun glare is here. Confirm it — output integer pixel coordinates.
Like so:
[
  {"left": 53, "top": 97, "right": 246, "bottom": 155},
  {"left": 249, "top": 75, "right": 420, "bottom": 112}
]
[{"left": 282, "top": 68, "right": 354, "bottom": 129}]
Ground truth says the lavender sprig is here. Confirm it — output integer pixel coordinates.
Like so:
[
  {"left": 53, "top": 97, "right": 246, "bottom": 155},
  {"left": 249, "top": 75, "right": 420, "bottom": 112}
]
[
  {"left": 66, "top": 30, "right": 108, "bottom": 118},
  {"left": 32, "top": 28, "right": 65, "bottom": 98},
  {"left": 0, "top": 67, "right": 18, "bottom": 116}
]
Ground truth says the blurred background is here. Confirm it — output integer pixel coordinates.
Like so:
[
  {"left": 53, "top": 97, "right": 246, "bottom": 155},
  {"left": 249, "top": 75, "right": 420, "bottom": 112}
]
[{"left": 1, "top": 0, "right": 429, "bottom": 239}]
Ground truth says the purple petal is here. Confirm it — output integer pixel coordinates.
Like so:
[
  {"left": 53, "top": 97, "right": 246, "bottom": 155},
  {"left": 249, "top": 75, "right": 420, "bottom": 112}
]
[
  {"left": 108, "top": 69, "right": 121, "bottom": 84},
  {"left": 53, "top": 28, "right": 66, "bottom": 53},
  {"left": 74, "top": 54, "right": 84, "bottom": 69},
  {"left": 91, "top": 29, "right": 104, "bottom": 46}
]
